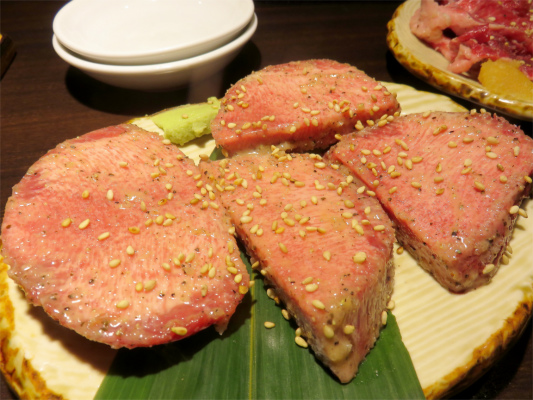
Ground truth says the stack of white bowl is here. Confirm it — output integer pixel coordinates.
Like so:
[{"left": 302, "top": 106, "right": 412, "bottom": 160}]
[{"left": 52, "top": 0, "right": 256, "bottom": 91}]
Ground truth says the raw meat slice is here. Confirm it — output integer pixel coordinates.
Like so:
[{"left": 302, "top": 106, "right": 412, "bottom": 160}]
[
  {"left": 210, "top": 59, "right": 401, "bottom": 156},
  {"left": 0, "top": 124, "right": 249, "bottom": 348},
  {"left": 410, "top": 0, "right": 533, "bottom": 79},
  {"left": 326, "top": 111, "right": 533, "bottom": 292},
  {"left": 200, "top": 150, "right": 395, "bottom": 383}
]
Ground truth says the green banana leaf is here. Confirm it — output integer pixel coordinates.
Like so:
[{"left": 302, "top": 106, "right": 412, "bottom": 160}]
[{"left": 95, "top": 148, "right": 424, "bottom": 400}]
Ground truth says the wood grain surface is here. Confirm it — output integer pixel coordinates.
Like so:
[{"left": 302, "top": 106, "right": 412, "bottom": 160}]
[{"left": 1, "top": 1, "right": 531, "bottom": 399}]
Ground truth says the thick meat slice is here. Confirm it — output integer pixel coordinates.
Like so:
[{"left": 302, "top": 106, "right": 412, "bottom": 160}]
[
  {"left": 200, "top": 151, "right": 395, "bottom": 383},
  {"left": 0, "top": 124, "right": 249, "bottom": 348},
  {"left": 210, "top": 59, "right": 401, "bottom": 155},
  {"left": 326, "top": 111, "right": 533, "bottom": 292},
  {"left": 410, "top": 0, "right": 533, "bottom": 79}
]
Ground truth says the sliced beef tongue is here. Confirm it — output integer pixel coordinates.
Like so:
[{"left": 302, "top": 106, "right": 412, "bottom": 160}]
[
  {"left": 200, "top": 150, "right": 395, "bottom": 383},
  {"left": 326, "top": 111, "right": 533, "bottom": 293},
  {"left": 210, "top": 59, "right": 401, "bottom": 156},
  {"left": 1, "top": 124, "right": 250, "bottom": 348}
]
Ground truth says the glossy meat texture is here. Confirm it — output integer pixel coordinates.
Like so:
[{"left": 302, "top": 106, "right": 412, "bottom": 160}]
[
  {"left": 1, "top": 125, "right": 249, "bottom": 348},
  {"left": 326, "top": 111, "right": 533, "bottom": 292},
  {"left": 200, "top": 151, "right": 395, "bottom": 383},
  {"left": 210, "top": 59, "right": 401, "bottom": 156},
  {"left": 410, "top": 0, "right": 533, "bottom": 79}
]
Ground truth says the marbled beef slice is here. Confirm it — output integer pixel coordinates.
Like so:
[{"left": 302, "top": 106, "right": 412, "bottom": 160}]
[{"left": 410, "top": 0, "right": 533, "bottom": 79}]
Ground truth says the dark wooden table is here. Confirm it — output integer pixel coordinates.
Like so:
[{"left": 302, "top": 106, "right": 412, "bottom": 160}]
[{"left": 1, "top": 1, "right": 531, "bottom": 399}]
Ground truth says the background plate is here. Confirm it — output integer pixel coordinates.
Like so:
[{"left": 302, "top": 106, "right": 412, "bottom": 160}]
[{"left": 387, "top": 0, "right": 533, "bottom": 121}]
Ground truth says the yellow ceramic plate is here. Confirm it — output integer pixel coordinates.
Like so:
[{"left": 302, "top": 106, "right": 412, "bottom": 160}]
[
  {"left": 387, "top": 0, "right": 533, "bottom": 121},
  {"left": 1, "top": 83, "right": 531, "bottom": 399}
]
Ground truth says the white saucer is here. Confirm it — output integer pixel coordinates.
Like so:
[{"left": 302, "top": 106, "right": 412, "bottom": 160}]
[
  {"left": 52, "top": 14, "right": 257, "bottom": 91},
  {"left": 53, "top": 0, "right": 254, "bottom": 65}
]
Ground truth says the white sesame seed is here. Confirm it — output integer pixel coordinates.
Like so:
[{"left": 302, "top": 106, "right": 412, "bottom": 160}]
[
  {"left": 474, "top": 181, "right": 485, "bottom": 192},
  {"left": 353, "top": 252, "right": 367, "bottom": 263},
  {"left": 240, "top": 215, "right": 253, "bottom": 224},
  {"left": 483, "top": 264, "right": 495, "bottom": 275},
  {"left": 305, "top": 283, "right": 318, "bottom": 292},
  {"left": 295, "top": 336, "right": 308, "bottom": 348},
  {"left": 171, "top": 327, "right": 188, "bottom": 336},
  {"left": 302, "top": 276, "right": 313, "bottom": 285},
  {"left": 144, "top": 280, "right": 156, "bottom": 291},
  {"left": 323, "top": 325, "right": 335, "bottom": 339},
  {"left": 312, "top": 299, "right": 325, "bottom": 310},
  {"left": 98, "top": 232, "right": 110, "bottom": 241},
  {"left": 343, "top": 325, "right": 355, "bottom": 335},
  {"left": 381, "top": 310, "right": 388, "bottom": 325},
  {"left": 116, "top": 300, "right": 129, "bottom": 309}
]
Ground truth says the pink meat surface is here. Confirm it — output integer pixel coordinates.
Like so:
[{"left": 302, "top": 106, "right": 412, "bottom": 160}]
[
  {"left": 210, "top": 59, "right": 401, "bottom": 155},
  {"left": 326, "top": 111, "right": 533, "bottom": 293},
  {"left": 410, "top": 0, "right": 533, "bottom": 79},
  {"left": 1, "top": 124, "right": 249, "bottom": 348},
  {"left": 200, "top": 151, "right": 395, "bottom": 383}
]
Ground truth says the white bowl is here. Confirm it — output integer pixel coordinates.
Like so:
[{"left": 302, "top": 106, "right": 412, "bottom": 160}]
[
  {"left": 52, "top": 14, "right": 257, "bottom": 91},
  {"left": 53, "top": 0, "right": 254, "bottom": 65}
]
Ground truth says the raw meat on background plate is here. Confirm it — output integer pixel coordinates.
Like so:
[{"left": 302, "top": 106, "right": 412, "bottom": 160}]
[
  {"left": 410, "top": 0, "right": 533, "bottom": 80},
  {"left": 200, "top": 150, "right": 395, "bottom": 383},
  {"left": 326, "top": 111, "right": 533, "bottom": 293},
  {"left": 0, "top": 124, "right": 250, "bottom": 348},
  {"left": 211, "top": 59, "right": 401, "bottom": 156}
]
